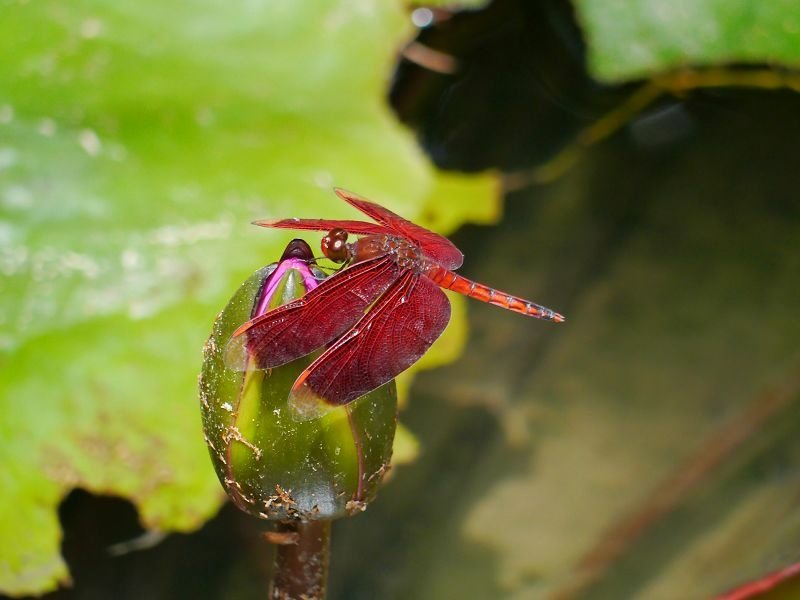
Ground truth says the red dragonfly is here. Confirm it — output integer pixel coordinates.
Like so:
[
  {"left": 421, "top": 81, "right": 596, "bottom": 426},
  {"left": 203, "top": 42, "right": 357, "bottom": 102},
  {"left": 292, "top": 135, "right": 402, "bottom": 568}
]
[{"left": 227, "top": 188, "right": 564, "bottom": 418}]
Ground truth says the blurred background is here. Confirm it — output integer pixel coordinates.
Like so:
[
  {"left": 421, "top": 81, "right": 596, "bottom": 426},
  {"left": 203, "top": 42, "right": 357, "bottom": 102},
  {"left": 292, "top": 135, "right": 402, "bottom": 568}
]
[{"left": 2, "top": 0, "right": 800, "bottom": 599}]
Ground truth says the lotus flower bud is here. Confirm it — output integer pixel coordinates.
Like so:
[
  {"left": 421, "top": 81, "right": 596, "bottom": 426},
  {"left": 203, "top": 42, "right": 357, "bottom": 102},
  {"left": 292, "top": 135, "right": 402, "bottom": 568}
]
[{"left": 199, "top": 239, "right": 397, "bottom": 520}]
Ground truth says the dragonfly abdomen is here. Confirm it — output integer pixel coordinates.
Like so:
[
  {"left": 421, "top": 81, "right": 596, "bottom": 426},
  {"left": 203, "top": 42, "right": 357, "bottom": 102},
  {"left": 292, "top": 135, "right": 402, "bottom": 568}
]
[{"left": 425, "top": 265, "right": 564, "bottom": 322}]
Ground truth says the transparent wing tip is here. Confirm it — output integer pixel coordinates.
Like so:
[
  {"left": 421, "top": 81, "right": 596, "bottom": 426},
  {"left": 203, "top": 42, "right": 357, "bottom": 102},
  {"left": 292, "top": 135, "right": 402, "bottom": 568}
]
[
  {"left": 287, "top": 382, "right": 338, "bottom": 422},
  {"left": 223, "top": 333, "right": 253, "bottom": 372}
]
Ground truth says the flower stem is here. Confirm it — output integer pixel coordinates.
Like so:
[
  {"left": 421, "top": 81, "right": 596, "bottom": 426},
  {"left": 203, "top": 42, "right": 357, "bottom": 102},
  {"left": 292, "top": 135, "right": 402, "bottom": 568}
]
[{"left": 269, "top": 520, "right": 331, "bottom": 600}]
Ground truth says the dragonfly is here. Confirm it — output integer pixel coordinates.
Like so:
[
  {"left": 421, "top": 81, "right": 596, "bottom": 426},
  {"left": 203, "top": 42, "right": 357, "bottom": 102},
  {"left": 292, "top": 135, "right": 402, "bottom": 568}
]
[{"left": 226, "top": 188, "right": 564, "bottom": 419}]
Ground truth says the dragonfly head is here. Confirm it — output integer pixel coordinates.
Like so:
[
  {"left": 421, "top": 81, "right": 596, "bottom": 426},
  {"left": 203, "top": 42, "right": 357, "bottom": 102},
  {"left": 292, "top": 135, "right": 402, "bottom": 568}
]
[{"left": 321, "top": 227, "right": 349, "bottom": 263}]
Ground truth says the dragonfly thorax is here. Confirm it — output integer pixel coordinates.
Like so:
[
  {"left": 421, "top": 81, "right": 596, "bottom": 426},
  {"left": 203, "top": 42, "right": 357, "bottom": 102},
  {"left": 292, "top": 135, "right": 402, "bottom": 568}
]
[
  {"left": 351, "top": 234, "right": 427, "bottom": 272},
  {"left": 324, "top": 228, "right": 430, "bottom": 274}
]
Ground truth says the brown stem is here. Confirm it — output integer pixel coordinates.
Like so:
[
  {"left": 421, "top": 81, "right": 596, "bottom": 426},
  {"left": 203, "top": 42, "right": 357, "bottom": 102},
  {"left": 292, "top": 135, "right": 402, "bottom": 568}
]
[
  {"left": 269, "top": 520, "right": 331, "bottom": 600},
  {"left": 503, "top": 66, "right": 800, "bottom": 189},
  {"left": 550, "top": 371, "right": 800, "bottom": 600}
]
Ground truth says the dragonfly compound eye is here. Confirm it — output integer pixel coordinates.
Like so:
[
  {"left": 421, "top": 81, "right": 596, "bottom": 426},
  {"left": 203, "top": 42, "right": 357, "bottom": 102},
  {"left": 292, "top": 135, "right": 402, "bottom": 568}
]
[{"left": 321, "top": 227, "right": 349, "bottom": 263}]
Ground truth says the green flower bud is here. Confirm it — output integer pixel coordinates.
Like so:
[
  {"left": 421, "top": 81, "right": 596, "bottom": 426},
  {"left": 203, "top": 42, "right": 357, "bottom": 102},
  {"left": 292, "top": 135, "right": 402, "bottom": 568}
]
[{"left": 199, "top": 240, "right": 397, "bottom": 521}]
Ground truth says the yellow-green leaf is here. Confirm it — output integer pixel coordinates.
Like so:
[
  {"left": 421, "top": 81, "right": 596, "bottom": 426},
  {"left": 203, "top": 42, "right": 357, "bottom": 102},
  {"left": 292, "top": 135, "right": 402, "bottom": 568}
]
[{"left": 0, "top": 0, "right": 495, "bottom": 594}]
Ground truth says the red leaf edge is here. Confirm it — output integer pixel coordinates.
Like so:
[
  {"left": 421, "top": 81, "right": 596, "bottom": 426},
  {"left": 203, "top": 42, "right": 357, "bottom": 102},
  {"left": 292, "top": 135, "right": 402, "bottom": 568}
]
[{"left": 717, "top": 561, "right": 800, "bottom": 600}]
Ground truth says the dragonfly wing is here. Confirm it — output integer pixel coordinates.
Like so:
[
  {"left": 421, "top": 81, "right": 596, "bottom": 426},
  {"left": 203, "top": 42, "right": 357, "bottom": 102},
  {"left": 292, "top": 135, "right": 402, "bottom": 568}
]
[
  {"left": 334, "top": 188, "right": 464, "bottom": 270},
  {"left": 224, "top": 255, "right": 402, "bottom": 371},
  {"left": 288, "top": 272, "right": 451, "bottom": 419},
  {"left": 254, "top": 217, "right": 392, "bottom": 236}
]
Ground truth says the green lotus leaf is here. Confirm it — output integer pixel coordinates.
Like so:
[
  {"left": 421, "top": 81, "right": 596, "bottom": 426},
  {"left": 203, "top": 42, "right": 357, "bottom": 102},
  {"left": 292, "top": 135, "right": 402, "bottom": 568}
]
[
  {"left": 575, "top": 0, "right": 800, "bottom": 82},
  {"left": 0, "top": 0, "right": 495, "bottom": 594}
]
